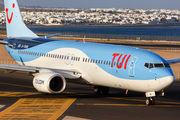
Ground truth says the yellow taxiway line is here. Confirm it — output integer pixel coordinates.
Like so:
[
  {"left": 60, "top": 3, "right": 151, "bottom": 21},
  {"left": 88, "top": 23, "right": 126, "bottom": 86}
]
[
  {"left": 76, "top": 103, "right": 177, "bottom": 107},
  {"left": 0, "top": 91, "right": 40, "bottom": 97},
  {"left": 0, "top": 82, "right": 34, "bottom": 88},
  {"left": 106, "top": 97, "right": 180, "bottom": 105}
]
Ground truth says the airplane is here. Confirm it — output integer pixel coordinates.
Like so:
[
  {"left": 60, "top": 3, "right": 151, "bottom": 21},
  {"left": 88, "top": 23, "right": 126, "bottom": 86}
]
[{"left": 0, "top": 0, "right": 180, "bottom": 105}]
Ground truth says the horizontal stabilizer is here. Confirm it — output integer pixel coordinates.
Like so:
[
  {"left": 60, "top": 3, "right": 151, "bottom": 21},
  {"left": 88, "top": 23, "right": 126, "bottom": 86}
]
[
  {"left": 0, "top": 40, "right": 9, "bottom": 45},
  {"left": 41, "top": 33, "right": 61, "bottom": 39}
]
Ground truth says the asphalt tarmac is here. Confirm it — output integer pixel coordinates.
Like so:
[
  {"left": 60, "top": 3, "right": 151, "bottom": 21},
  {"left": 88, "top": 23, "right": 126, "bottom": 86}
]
[{"left": 0, "top": 71, "right": 179, "bottom": 120}]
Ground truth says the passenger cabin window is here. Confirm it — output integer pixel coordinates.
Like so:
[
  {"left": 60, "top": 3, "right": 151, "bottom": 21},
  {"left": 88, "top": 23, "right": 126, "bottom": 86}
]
[
  {"left": 90, "top": 59, "right": 93, "bottom": 63},
  {"left": 18, "top": 50, "right": 114, "bottom": 66},
  {"left": 95, "top": 60, "right": 98, "bottom": 63}
]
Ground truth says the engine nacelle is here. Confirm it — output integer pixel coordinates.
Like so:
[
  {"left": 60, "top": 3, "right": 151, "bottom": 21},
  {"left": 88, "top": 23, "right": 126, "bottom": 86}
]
[{"left": 33, "top": 72, "right": 66, "bottom": 94}]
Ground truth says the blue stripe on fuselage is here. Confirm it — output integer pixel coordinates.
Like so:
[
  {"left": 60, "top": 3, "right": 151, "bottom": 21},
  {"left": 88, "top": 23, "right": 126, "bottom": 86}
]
[{"left": 7, "top": 38, "right": 57, "bottom": 49}]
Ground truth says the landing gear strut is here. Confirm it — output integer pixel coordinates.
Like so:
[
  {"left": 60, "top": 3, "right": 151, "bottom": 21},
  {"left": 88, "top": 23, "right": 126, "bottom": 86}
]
[
  {"left": 94, "top": 86, "right": 109, "bottom": 96},
  {"left": 145, "top": 91, "right": 156, "bottom": 105},
  {"left": 146, "top": 97, "right": 155, "bottom": 105}
]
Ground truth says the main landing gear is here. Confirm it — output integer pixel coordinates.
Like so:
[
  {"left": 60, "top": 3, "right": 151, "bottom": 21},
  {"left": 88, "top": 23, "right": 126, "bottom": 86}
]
[{"left": 94, "top": 86, "right": 109, "bottom": 96}]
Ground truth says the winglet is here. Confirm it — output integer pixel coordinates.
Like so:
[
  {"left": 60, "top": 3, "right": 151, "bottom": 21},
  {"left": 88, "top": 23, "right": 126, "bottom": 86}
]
[{"left": 4, "top": 0, "right": 38, "bottom": 38}]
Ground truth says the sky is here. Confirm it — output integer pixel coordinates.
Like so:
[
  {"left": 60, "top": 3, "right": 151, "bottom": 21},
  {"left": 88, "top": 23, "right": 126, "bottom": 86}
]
[{"left": 17, "top": 0, "right": 180, "bottom": 10}]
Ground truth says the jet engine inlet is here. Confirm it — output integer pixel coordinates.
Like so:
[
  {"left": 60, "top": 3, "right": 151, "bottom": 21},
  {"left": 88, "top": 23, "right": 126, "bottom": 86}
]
[{"left": 33, "top": 72, "right": 66, "bottom": 94}]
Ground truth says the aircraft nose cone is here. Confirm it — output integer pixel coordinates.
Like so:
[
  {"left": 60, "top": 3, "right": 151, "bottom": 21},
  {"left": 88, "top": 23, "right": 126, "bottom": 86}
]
[{"left": 158, "top": 76, "right": 175, "bottom": 90}]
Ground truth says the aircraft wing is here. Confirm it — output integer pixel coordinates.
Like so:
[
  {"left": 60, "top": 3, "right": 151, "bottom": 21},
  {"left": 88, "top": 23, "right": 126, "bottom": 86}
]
[
  {"left": 40, "top": 33, "right": 61, "bottom": 39},
  {"left": 0, "top": 64, "right": 81, "bottom": 79},
  {"left": 166, "top": 57, "right": 180, "bottom": 64},
  {"left": 0, "top": 64, "right": 37, "bottom": 72}
]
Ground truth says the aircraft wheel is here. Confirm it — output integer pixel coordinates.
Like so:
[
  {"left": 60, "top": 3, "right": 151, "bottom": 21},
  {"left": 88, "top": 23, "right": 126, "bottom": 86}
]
[
  {"left": 94, "top": 86, "right": 101, "bottom": 95},
  {"left": 102, "top": 87, "right": 109, "bottom": 96},
  {"left": 146, "top": 97, "right": 155, "bottom": 105}
]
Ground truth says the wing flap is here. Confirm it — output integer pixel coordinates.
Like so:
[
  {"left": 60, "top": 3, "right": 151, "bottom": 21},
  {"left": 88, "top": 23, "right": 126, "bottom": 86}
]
[{"left": 166, "top": 57, "right": 180, "bottom": 64}]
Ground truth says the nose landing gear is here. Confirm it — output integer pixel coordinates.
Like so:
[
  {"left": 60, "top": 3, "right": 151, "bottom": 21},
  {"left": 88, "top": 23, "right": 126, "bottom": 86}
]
[
  {"left": 145, "top": 91, "right": 156, "bottom": 105},
  {"left": 145, "top": 91, "right": 164, "bottom": 105},
  {"left": 146, "top": 97, "right": 155, "bottom": 105}
]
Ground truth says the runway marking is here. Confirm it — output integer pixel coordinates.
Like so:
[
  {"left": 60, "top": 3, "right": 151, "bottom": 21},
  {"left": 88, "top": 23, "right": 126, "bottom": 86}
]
[
  {"left": 63, "top": 91, "right": 77, "bottom": 94},
  {"left": 76, "top": 103, "right": 176, "bottom": 107},
  {"left": 63, "top": 116, "right": 91, "bottom": 120},
  {"left": 0, "top": 105, "right": 5, "bottom": 109},
  {"left": 157, "top": 101, "right": 180, "bottom": 105},
  {"left": 0, "top": 91, "right": 40, "bottom": 97},
  {"left": 106, "top": 97, "right": 144, "bottom": 102},
  {"left": 107, "top": 97, "right": 180, "bottom": 105},
  {"left": 0, "top": 82, "right": 34, "bottom": 88},
  {"left": 1, "top": 82, "right": 180, "bottom": 106},
  {"left": 0, "top": 98, "right": 76, "bottom": 120}
]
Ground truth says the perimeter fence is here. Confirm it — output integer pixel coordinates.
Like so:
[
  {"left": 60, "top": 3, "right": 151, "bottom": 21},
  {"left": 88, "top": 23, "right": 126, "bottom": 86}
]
[{"left": 37, "top": 32, "right": 180, "bottom": 41}]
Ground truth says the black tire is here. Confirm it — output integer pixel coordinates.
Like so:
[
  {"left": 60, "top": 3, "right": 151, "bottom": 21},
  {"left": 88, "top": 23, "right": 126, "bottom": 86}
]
[
  {"left": 102, "top": 87, "right": 109, "bottom": 96},
  {"left": 146, "top": 98, "right": 151, "bottom": 105},
  {"left": 94, "top": 86, "right": 101, "bottom": 95}
]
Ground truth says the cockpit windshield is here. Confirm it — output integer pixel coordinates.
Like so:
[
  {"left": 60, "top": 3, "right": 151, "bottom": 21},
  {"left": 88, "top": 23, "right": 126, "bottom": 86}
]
[{"left": 144, "top": 63, "right": 170, "bottom": 69}]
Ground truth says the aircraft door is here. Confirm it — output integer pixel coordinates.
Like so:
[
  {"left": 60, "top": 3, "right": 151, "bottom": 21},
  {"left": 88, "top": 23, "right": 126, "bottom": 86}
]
[
  {"left": 129, "top": 57, "right": 138, "bottom": 77},
  {"left": 70, "top": 54, "right": 75, "bottom": 66},
  {"left": 66, "top": 53, "right": 75, "bottom": 66},
  {"left": 66, "top": 53, "right": 70, "bottom": 65}
]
